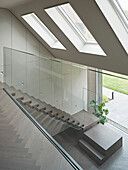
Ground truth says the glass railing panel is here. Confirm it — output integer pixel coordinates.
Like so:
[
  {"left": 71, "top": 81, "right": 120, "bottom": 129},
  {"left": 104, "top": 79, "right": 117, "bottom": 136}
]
[
  {"left": 102, "top": 70, "right": 128, "bottom": 129},
  {"left": 26, "top": 53, "right": 40, "bottom": 98},
  {"left": 11, "top": 50, "right": 27, "bottom": 92},
  {"left": 51, "top": 60, "right": 62, "bottom": 109},
  {"left": 61, "top": 62, "right": 72, "bottom": 114},
  {"left": 83, "top": 87, "right": 99, "bottom": 113},
  {"left": 39, "top": 57, "right": 52, "bottom": 104},
  {"left": 3, "top": 47, "right": 12, "bottom": 86},
  {"left": 3, "top": 47, "right": 100, "bottom": 170}
]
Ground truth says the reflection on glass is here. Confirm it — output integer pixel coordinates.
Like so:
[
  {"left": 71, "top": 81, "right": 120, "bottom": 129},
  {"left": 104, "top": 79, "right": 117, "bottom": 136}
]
[
  {"left": 117, "top": 0, "right": 128, "bottom": 18},
  {"left": 61, "top": 3, "right": 95, "bottom": 42}
]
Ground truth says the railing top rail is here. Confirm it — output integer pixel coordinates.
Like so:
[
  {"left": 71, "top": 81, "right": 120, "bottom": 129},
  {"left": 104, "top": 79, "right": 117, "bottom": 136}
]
[{"left": 4, "top": 47, "right": 87, "bottom": 70}]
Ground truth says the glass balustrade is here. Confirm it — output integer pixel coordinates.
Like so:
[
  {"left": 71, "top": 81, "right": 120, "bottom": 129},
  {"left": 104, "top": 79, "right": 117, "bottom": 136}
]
[{"left": 3, "top": 47, "right": 99, "bottom": 169}]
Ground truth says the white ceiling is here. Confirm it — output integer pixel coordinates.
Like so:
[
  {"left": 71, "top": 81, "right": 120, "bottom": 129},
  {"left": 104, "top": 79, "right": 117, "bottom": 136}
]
[{"left": 1, "top": 0, "right": 128, "bottom": 75}]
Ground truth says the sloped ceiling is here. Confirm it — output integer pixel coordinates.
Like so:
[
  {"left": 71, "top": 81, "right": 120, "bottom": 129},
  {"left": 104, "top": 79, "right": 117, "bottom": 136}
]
[
  {"left": 0, "top": 0, "right": 128, "bottom": 75},
  {"left": 0, "top": 0, "right": 33, "bottom": 9}
]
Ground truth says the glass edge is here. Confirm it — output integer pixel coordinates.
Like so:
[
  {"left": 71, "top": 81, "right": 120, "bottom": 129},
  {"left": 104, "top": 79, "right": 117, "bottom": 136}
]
[{"left": 3, "top": 88, "right": 83, "bottom": 170}]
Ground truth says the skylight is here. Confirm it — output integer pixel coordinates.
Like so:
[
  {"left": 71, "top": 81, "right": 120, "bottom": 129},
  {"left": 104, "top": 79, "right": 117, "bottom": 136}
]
[
  {"left": 45, "top": 3, "right": 106, "bottom": 56},
  {"left": 59, "top": 3, "right": 95, "bottom": 42},
  {"left": 22, "top": 13, "right": 66, "bottom": 50},
  {"left": 110, "top": 0, "right": 128, "bottom": 31},
  {"left": 117, "top": 0, "right": 128, "bottom": 18},
  {"left": 95, "top": 0, "right": 128, "bottom": 53}
]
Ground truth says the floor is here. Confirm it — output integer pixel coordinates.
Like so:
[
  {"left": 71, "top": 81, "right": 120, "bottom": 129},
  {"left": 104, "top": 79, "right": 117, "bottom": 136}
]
[
  {"left": 103, "top": 87, "right": 128, "bottom": 128},
  {"left": 0, "top": 89, "right": 75, "bottom": 170},
  {"left": 54, "top": 124, "right": 128, "bottom": 170},
  {"left": 2, "top": 82, "right": 128, "bottom": 170}
]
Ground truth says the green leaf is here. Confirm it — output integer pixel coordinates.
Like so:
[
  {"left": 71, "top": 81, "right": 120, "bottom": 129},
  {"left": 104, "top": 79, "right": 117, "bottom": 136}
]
[
  {"left": 90, "top": 100, "right": 96, "bottom": 107},
  {"left": 100, "top": 102, "right": 105, "bottom": 107},
  {"left": 104, "top": 109, "right": 109, "bottom": 115},
  {"left": 90, "top": 99, "right": 109, "bottom": 125}
]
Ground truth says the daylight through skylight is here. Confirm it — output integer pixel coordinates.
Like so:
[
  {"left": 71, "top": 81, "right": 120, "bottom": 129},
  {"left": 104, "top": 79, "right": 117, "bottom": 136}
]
[
  {"left": 60, "top": 3, "right": 95, "bottom": 42},
  {"left": 95, "top": 0, "right": 128, "bottom": 54},
  {"left": 117, "top": 0, "right": 128, "bottom": 18},
  {"left": 22, "top": 13, "right": 66, "bottom": 50},
  {"left": 45, "top": 3, "right": 106, "bottom": 56}
]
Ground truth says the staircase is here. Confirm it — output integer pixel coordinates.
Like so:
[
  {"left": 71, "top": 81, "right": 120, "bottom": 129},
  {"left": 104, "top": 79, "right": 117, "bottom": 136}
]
[
  {"left": 79, "top": 124, "right": 122, "bottom": 164},
  {"left": 4, "top": 84, "right": 87, "bottom": 136}
]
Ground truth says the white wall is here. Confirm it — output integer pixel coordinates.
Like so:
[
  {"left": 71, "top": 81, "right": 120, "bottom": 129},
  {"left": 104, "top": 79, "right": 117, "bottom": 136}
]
[
  {"left": 1, "top": 9, "right": 95, "bottom": 115},
  {"left": 0, "top": 8, "right": 53, "bottom": 83},
  {"left": 39, "top": 60, "right": 88, "bottom": 115}
]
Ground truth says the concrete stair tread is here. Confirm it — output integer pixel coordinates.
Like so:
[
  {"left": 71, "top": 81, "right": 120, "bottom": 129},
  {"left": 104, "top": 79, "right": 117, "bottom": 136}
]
[
  {"left": 29, "top": 102, "right": 39, "bottom": 108},
  {"left": 79, "top": 139, "right": 104, "bottom": 161},
  {"left": 21, "top": 98, "right": 32, "bottom": 104},
  {"left": 14, "top": 92, "right": 24, "bottom": 100},
  {"left": 84, "top": 124, "right": 122, "bottom": 152},
  {"left": 49, "top": 108, "right": 59, "bottom": 117},
  {"left": 73, "top": 110, "right": 99, "bottom": 131},
  {"left": 5, "top": 84, "right": 84, "bottom": 133},
  {"left": 43, "top": 106, "right": 53, "bottom": 114},
  {"left": 36, "top": 102, "right": 47, "bottom": 111}
]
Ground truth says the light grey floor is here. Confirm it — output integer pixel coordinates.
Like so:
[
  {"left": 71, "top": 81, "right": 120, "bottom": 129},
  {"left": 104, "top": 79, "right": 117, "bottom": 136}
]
[
  {"left": 54, "top": 123, "right": 128, "bottom": 170},
  {"left": 103, "top": 87, "right": 128, "bottom": 128}
]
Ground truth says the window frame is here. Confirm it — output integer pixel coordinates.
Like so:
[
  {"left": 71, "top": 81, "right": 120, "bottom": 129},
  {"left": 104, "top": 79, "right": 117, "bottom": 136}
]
[{"left": 22, "top": 13, "right": 66, "bottom": 50}]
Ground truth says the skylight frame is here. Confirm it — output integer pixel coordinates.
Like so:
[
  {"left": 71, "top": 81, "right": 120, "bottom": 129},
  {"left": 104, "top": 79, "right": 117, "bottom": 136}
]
[
  {"left": 95, "top": 0, "right": 128, "bottom": 54},
  {"left": 109, "top": 0, "right": 128, "bottom": 33},
  {"left": 56, "top": 4, "right": 96, "bottom": 44},
  {"left": 56, "top": 6, "right": 86, "bottom": 44},
  {"left": 45, "top": 3, "right": 106, "bottom": 56},
  {"left": 22, "top": 13, "right": 66, "bottom": 50}
]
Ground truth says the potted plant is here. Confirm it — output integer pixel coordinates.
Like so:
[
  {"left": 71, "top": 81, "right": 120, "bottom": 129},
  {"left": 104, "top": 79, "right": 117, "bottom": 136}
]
[{"left": 90, "top": 100, "right": 109, "bottom": 125}]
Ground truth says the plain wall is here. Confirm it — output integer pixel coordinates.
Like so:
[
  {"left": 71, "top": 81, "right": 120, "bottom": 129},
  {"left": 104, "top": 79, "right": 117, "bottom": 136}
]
[
  {"left": 0, "top": 8, "right": 53, "bottom": 82},
  {"left": 1, "top": 9, "right": 90, "bottom": 115}
]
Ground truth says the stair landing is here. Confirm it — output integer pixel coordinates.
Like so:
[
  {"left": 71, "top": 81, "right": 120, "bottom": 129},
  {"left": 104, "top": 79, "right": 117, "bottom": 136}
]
[
  {"left": 79, "top": 123, "right": 122, "bottom": 164},
  {"left": 73, "top": 110, "right": 99, "bottom": 131}
]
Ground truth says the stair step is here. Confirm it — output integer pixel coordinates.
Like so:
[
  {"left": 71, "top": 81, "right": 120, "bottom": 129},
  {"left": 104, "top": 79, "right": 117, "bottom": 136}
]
[
  {"left": 15, "top": 93, "right": 24, "bottom": 100},
  {"left": 67, "top": 117, "right": 76, "bottom": 124},
  {"left": 29, "top": 102, "right": 39, "bottom": 108},
  {"left": 43, "top": 106, "right": 53, "bottom": 114},
  {"left": 49, "top": 109, "right": 59, "bottom": 117},
  {"left": 61, "top": 115, "right": 70, "bottom": 122},
  {"left": 83, "top": 124, "right": 122, "bottom": 155},
  {"left": 21, "top": 99, "right": 32, "bottom": 105},
  {"left": 36, "top": 104, "right": 46, "bottom": 111},
  {"left": 79, "top": 139, "right": 104, "bottom": 164},
  {"left": 73, "top": 111, "right": 99, "bottom": 131}
]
